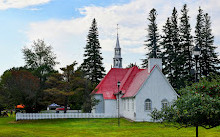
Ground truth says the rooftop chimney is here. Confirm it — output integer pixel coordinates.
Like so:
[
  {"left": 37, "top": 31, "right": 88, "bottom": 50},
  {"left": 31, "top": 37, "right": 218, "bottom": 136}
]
[{"left": 148, "top": 58, "right": 162, "bottom": 73}]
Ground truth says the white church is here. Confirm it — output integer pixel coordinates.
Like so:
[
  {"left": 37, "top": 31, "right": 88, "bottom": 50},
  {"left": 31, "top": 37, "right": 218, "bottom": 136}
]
[{"left": 91, "top": 33, "right": 178, "bottom": 122}]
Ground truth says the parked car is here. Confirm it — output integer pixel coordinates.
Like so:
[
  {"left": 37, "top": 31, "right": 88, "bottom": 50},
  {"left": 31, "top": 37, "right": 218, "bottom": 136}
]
[{"left": 55, "top": 106, "right": 70, "bottom": 111}]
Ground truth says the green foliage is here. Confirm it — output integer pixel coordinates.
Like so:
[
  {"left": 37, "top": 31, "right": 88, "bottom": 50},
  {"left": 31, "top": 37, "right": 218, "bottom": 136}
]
[
  {"left": 179, "top": 4, "right": 194, "bottom": 87},
  {"left": 195, "top": 9, "right": 220, "bottom": 76},
  {"left": 0, "top": 68, "right": 40, "bottom": 112},
  {"left": 161, "top": 8, "right": 184, "bottom": 90},
  {"left": 44, "top": 62, "right": 78, "bottom": 113},
  {"left": 142, "top": 8, "right": 161, "bottom": 68},
  {"left": 179, "top": 74, "right": 220, "bottom": 97},
  {"left": 195, "top": 7, "right": 204, "bottom": 51},
  {"left": 22, "top": 39, "right": 58, "bottom": 86},
  {"left": 126, "top": 63, "right": 139, "bottom": 68},
  {"left": 44, "top": 62, "right": 97, "bottom": 112},
  {"left": 81, "top": 18, "right": 105, "bottom": 85},
  {"left": 0, "top": 82, "right": 6, "bottom": 115},
  {"left": 151, "top": 75, "right": 220, "bottom": 129},
  {"left": 22, "top": 39, "right": 59, "bottom": 111}
]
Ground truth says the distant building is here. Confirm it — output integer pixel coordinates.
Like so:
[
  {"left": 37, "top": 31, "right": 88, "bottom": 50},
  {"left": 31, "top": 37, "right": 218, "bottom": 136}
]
[{"left": 91, "top": 32, "right": 178, "bottom": 121}]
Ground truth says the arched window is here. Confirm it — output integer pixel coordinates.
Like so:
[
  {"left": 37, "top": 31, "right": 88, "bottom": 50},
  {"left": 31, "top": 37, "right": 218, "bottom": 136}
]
[
  {"left": 161, "top": 99, "right": 168, "bottom": 109},
  {"left": 145, "top": 99, "right": 151, "bottom": 111}
]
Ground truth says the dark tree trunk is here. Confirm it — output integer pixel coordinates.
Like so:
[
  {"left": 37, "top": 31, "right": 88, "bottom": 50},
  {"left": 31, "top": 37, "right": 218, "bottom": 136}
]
[
  {"left": 196, "top": 126, "right": 198, "bottom": 137},
  {"left": 64, "top": 96, "right": 68, "bottom": 113}
]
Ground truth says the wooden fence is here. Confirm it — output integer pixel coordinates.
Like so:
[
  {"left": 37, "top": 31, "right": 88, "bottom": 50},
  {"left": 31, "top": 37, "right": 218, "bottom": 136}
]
[{"left": 16, "top": 113, "right": 117, "bottom": 121}]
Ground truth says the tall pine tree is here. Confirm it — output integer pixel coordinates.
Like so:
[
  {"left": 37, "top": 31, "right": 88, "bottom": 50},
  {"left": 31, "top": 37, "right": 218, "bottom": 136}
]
[
  {"left": 201, "top": 13, "right": 220, "bottom": 76},
  {"left": 194, "top": 7, "right": 205, "bottom": 77},
  {"left": 161, "top": 17, "right": 174, "bottom": 85},
  {"left": 142, "top": 8, "right": 161, "bottom": 68},
  {"left": 170, "top": 7, "right": 183, "bottom": 89},
  {"left": 81, "top": 18, "right": 105, "bottom": 85},
  {"left": 161, "top": 7, "right": 182, "bottom": 89},
  {"left": 179, "top": 4, "right": 194, "bottom": 87}
]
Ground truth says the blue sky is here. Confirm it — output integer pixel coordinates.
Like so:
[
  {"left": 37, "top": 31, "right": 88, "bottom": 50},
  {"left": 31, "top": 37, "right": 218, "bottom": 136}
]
[{"left": 0, "top": 0, "right": 220, "bottom": 75}]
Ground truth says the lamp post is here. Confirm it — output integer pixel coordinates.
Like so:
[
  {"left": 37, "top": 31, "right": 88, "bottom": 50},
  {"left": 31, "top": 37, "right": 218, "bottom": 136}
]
[
  {"left": 192, "top": 45, "right": 201, "bottom": 137},
  {"left": 117, "top": 81, "right": 121, "bottom": 127},
  {"left": 192, "top": 45, "right": 201, "bottom": 82}
]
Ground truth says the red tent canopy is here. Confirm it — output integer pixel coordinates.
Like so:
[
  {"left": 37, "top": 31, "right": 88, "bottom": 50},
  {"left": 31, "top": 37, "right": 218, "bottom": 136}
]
[{"left": 16, "top": 104, "right": 25, "bottom": 109}]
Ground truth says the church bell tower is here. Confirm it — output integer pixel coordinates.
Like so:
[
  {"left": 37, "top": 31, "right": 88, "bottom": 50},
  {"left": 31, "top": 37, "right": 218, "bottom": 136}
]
[{"left": 113, "top": 24, "right": 122, "bottom": 68}]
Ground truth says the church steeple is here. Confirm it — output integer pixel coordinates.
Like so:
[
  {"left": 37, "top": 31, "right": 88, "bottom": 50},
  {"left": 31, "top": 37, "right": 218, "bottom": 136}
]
[{"left": 113, "top": 24, "right": 122, "bottom": 68}]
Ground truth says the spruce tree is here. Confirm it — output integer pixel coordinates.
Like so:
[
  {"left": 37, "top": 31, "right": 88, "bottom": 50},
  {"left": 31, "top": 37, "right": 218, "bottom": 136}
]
[
  {"left": 170, "top": 7, "right": 183, "bottom": 89},
  {"left": 161, "top": 17, "right": 174, "bottom": 85},
  {"left": 81, "top": 18, "right": 105, "bottom": 85},
  {"left": 202, "top": 13, "right": 220, "bottom": 75},
  {"left": 161, "top": 8, "right": 182, "bottom": 89},
  {"left": 142, "top": 8, "right": 161, "bottom": 68},
  {"left": 194, "top": 7, "right": 205, "bottom": 77},
  {"left": 179, "top": 4, "right": 194, "bottom": 86}
]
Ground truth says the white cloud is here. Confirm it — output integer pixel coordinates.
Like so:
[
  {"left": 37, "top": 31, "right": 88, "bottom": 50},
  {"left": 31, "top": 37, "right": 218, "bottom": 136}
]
[
  {"left": 0, "top": 0, "right": 51, "bottom": 10},
  {"left": 28, "top": 8, "right": 41, "bottom": 11},
  {"left": 25, "top": 0, "right": 220, "bottom": 71}
]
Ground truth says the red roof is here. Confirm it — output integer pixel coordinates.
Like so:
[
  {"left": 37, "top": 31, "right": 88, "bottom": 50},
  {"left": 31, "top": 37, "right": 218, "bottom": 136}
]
[{"left": 91, "top": 66, "right": 150, "bottom": 99}]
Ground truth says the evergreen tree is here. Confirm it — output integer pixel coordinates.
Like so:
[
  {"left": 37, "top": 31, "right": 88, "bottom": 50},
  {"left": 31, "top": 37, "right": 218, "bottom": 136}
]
[
  {"left": 170, "top": 7, "right": 183, "bottom": 89},
  {"left": 194, "top": 7, "right": 205, "bottom": 77},
  {"left": 161, "top": 18, "right": 174, "bottom": 83},
  {"left": 81, "top": 18, "right": 105, "bottom": 85},
  {"left": 161, "top": 7, "right": 182, "bottom": 89},
  {"left": 142, "top": 8, "right": 161, "bottom": 68},
  {"left": 179, "top": 4, "right": 194, "bottom": 87},
  {"left": 201, "top": 13, "right": 220, "bottom": 75}
]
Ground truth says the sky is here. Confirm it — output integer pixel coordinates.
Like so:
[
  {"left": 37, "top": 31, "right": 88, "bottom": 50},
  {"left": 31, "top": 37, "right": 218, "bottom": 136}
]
[{"left": 0, "top": 0, "right": 220, "bottom": 75}]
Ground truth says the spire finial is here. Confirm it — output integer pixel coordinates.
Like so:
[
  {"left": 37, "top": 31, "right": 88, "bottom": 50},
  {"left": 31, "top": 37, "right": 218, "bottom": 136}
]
[{"left": 116, "top": 24, "right": 119, "bottom": 36}]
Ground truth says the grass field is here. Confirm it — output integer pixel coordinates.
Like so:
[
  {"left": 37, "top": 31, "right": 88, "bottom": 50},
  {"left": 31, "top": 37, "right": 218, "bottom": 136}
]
[{"left": 0, "top": 117, "right": 219, "bottom": 137}]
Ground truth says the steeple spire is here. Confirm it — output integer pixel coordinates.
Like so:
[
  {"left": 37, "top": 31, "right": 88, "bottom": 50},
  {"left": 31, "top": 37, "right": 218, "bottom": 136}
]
[{"left": 113, "top": 24, "right": 122, "bottom": 68}]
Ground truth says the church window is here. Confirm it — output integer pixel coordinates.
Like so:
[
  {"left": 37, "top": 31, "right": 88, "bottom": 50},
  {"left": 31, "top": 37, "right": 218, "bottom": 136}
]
[
  {"left": 145, "top": 99, "right": 151, "bottom": 111},
  {"left": 161, "top": 99, "right": 168, "bottom": 109}
]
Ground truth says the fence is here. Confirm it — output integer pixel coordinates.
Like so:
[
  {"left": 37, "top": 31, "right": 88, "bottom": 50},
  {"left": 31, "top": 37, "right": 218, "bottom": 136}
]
[{"left": 16, "top": 113, "right": 117, "bottom": 121}]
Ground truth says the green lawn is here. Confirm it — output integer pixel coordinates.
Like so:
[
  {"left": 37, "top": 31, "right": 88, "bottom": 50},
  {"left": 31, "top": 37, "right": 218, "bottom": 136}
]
[{"left": 0, "top": 117, "right": 219, "bottom": 137}]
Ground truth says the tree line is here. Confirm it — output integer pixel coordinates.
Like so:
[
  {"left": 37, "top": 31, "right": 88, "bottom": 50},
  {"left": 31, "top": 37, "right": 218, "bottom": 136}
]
[
  {"left": 143, "top": 4, "right": 219, "bottom": 136},
  {"left": 142, "top": 4, "right": 219, "bottom": 90},
  {"left": 0, "top": 19, "right": 104, "bottom": 114}
]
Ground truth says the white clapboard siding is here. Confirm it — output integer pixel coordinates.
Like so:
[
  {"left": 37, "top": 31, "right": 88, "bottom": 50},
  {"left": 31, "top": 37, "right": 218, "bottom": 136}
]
[{"left": 16, "top": 113, "right": 117, "bottom": 121}]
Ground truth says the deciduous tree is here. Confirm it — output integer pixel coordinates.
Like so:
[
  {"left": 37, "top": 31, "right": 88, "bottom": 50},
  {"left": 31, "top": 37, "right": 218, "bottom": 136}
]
[
  {"left": 0, "top": 68, "right": 40, "bottom": 113},
  {"left": 151, "top": 75, "right": 220, "bottom": 137},
  {"left": 22, "top": 39, "right": 58, "bottom": 111}
]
